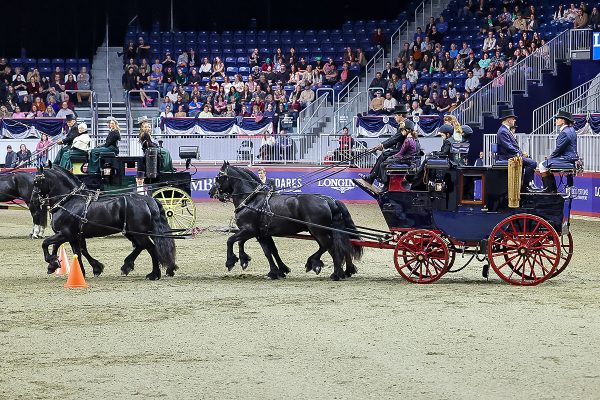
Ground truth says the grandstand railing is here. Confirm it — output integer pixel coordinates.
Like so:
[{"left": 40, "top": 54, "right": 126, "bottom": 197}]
[
  {"left": 106, "top": 16, "right": 112, "bottom": 115},
  {"left": 569, "top": 28, "right": 592, "bottom": 57},
  {"left": 336, "top": 76, "right": 359, "bottom": 108},
  {"left": 452, "top": 29, "right": 571, "bottom": 127},
  {"left": 364, "top": 47, "right": 387, "bottom": 93},
  {"left": 335, "top": 91, "right": 368, "bottom": 135},
  {"left": 483, "top": 133, "right": 600, "bottom": 172},
  {"left": 318, "top": 134, "right": 375, "bottom": 169},
  {"left": 297, "top": 92, "right": 330, "bottom": 135},
  {"left": 532, "top": 73, "right": 600, "bottom": 136}
]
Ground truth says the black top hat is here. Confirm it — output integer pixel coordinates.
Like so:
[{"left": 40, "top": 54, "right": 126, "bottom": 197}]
[
  {"left": 499, "top": 109, "right": 517, "bottom": 120},
  {"left": 554, "top": 109, "right": 574, "bottom": 124},
  {"left": 65, "top": 114, "right": 76, "bottom": 121},
  {"left": 437, "top": 124, "right": 454, "bottom": 135},
  {"left": 403, "top": 119, "right": 415, "bottom": 131},
  {"left": 136, "top": 171, "right": 145, "bottom": 179},
  {"left": 393, "top": 106, "right": 408, "bottom": 115}
]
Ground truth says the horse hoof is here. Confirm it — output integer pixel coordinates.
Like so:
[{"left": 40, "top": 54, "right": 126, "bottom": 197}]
[
  {"left": 165, "top": 267, "right": 177, "bottom": 277},
  {"left": 146, "top": 273, "right": 161, "bottom": 280},
  {"left": 240, "top": 255, "right": 251, "bottom": 270},
  {"left": 313, "top": 265, "right": 322, "bottom": 275},
  {"left": 329, "top": 273, "right": 340, "bottom": 281},
  {"left": 265, "top": 272, "right": 279, "bottom": 280}
]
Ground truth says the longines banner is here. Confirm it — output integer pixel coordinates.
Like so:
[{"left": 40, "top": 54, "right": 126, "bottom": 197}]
[{"left": 190, "top": 167, "right": 600, "bottom": 216}]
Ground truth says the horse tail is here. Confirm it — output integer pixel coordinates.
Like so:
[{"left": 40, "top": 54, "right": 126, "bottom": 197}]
[
  {"left": 150, "top": 199, "right": 178, "bottom": 273},
  {"left": 335, "top": 200, "right": 363, "bottom": 261},
  {"left": 329, "top": 199, "right": 363, "bottom": 264}
]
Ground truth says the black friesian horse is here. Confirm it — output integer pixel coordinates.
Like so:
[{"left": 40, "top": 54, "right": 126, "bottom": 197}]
[
  {"left": 32, "top": 165, "right": 177, "bottom": 280},
  {"left": 209, "top": 162, "right": 362, "bottom": 280},
  {"left": 0, "top": 172, "right": 48, "bottom": 238}
]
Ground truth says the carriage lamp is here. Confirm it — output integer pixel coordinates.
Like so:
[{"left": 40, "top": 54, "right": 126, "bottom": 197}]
[
  {"left": 102, "top": 164, "right": 112, "bottom": 176},
  {"left": 435, "top": 182, "right": 446, "bottom": 192},
  {"left": 179, "top": 146, "right": 199, "bottom": 170}
]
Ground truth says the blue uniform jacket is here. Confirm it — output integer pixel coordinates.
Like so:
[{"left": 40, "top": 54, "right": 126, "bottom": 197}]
[
  {"left": 548, "top": 126, "right": 578, "bottom": 162},
  {"left": 496, "top": 124, "right": 521, "bottom": 161}
]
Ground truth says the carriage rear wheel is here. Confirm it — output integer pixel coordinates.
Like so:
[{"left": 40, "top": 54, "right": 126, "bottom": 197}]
[
  {"left": 553, "top": 232, "right": 573, "bottom": 278},
  {"left": 394, "top": 229, "right": 450, "bottom": 284},
  {"left": 152, "top": 187, "right": 197, "bottom": 234},
  {"left": 487, "top": 214, "right": 560, "bottom": 286}
]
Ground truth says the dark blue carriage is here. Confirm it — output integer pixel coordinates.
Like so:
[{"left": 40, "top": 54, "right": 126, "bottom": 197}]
[{"left": 356, "top": 158, "right": 575, "bottom": 285}]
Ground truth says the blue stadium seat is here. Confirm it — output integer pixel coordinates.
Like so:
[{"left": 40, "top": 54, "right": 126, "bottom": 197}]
[
  {"left": 226, "top": 66, "right": 238, "bottom": 74},
  {"left": 239, "top": 66, "right": 250, "bottom": 75}
]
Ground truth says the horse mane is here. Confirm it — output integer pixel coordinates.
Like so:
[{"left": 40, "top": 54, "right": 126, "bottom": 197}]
[
  {"left": 48, "top": 165, "right": 82, "bottom": 189},
  {"left": 238, "top": 167, "right": 262, "bottom": 184}
]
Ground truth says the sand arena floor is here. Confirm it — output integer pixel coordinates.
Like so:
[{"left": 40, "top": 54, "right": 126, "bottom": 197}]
[{"left": 0, "top": 204, "right": 599, "bottom": 399}]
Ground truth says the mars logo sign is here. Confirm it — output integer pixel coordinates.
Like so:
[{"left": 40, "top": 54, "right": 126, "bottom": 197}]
[{"left": 317, "top": 178, "right": 356, "bottom": 194}]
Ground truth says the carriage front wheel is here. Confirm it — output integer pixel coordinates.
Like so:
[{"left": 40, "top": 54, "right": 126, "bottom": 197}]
[
  {"left": 152, "top": 187, "right": 197, "bottom": 234},
  {"left": 393, "top": 229, "right": 450, "bottom": 284},
  {"left": 487, "top": 213, "right": 560, "bottom": 286}
]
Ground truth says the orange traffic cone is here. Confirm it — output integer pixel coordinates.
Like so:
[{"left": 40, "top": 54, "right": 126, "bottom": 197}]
[
  {"left": 55, "top": 245, "right": 70, "bottom": 276},
  {"left": 64, "top": 255, "right": 88, "bottom": 288}
]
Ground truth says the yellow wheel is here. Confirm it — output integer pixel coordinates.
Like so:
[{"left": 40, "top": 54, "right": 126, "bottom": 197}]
[{"left": 152, "top": 187, "right": 197, "bottom": 234}]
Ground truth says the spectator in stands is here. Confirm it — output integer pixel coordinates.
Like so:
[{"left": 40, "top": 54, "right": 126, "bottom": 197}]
[
  {"left": 14, "top": 144, "right": 31, "bottom": 167},
  {"left": 465, "top": 70, "right": 479, "bottom": 93},
  {"left": 160, "top": 104, "right": 173, "bottom": 117},
  {"left": 299, "top": 85, "right": 315, "bottom": 107},
  {"left": 175, "top": 68, "right": 187, "bottom": 86},
  {"left": 0, "top": 105, "right": 11, "bottom": 118},
  {"left": 125, "top": 58, "right": 139, "bottom": 74},
  {"left": 27, "top": 105, "right": 43, "bottom": 118},
  {"left": 479, "top": 52, "right": 492, "bottom": 69},
  {"left": 590, "top": 7, "right": 600, "bottom": 29},
  {"left": 122, "top": 66, "right": 137, "bottom": 91},
  {"left": 162, "top": 51, "right": 176, "bottom": 69},
  {"left": 324, "top": 65, "right": 338, "bottom": 85},
  {"left": 43, "top": 105, "right": 55, "bottom": 117},
  {"left": 240, "top": 104, "right": 251, "bottom": 117},
  {"left": 137, "top": 69, "right": 153, "bottom": 107},
  {"left": 369, "top": 91, "right": 384, "bottom": 113},
  {"left": 198, "top": 57, "right": 211, "bottom": 79},
  {"left": 12, "top": 106, "right": 26, "bottom": 118},
  {"left": 410, "top": 100, "right": 423, "bottom": 116},
  {"left": 436, "top": 15, "right": 448, "bottom": 34},
  {"left": 174, "top": 105, "right": 187, "bottom": 117},
  {"left": 136, "top": 37, "right": 150, "bottom": 61},
  {"left": 248, "top": 49, "right": 260, "bottom": 68},
  {"left": 483, "top": 31, "right": 497, "bottom": 52},
  {"left": 26, "top": 76, "right": 41, "bottom": 97},
  {"left": 458, "top": 42, "right": 472, "bottom": 57},
  {"left": 381, "top": 62, "right": 394, "bottom": 81},
  {"left": 64, "top": 74, "right": 78, "bottom": 99},
  {"left": 198, "top": 104, "right": 213, "bottom": 117},
  {"left": 4, "top": 145, "right": 17, "bottom": 168},
  {"left": 139, "top": 59, "right": 150, "bottom": 75},
  {"left": 11, "top": 67, "right": 24, "bottom": 83},
  {"left": 425, "top": 16, "right": 436, "bottom": 35},
  {"left": 56, "top": 101, "right": 75, "bottom": 119},
  {"left": 177, "top": 50, "right": 188, "bottom": 67},
  {"left": 187, "top": 67, "right": 201, "bottom": 86},
  {"left": 574, "top": 8, "right": 589, "bottom": 28},
  {"left": 19, "top": 95, "right": 32, "bottom": 112},
  {"left": 162, "top": 66, "right": 176, "bottom": 94},
  {"left": 428, "top": 25, "right": 442, "bottom": 44},
  {"left": 435, "top": 89, "right": 452, "bottom": 114},
  {"left": 369, "top": 71, "right": 386, "bottom": 91},
  {"left": 76, "top": 67, "right": 90, "bottom": 104},
  {"left": 212, "top": 57, "right": 225, "bottom": 77},
  {"left": 553, "top": 5, "right": 566, "bottom": 23},
  {"left": 510, "top": 14, "right": 527, "bottom": 34},
  {"left": 371, "top": 27, "right": 386, "bottom": 48}
]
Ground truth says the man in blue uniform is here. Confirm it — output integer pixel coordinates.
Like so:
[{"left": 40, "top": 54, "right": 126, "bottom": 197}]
[
  {"left": 495, "top": 109, "right": 538, "bottom": 192},
  {"left": 538, "top": 109, "right": 578, "bottom": 193}
]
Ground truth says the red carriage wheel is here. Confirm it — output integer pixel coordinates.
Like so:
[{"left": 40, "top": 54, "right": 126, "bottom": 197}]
[
  {"left": 552, "top": 232, "right": 573, "bottom": 278},
  {"left": 394, "top": 229, "right": 450, "bottom": 284},
  {"left": 487, "top": 214, "right": 560, "bottom": 286}
]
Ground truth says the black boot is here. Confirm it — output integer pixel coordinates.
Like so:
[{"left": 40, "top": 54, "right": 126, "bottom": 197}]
[{"left": 542, "top": 174, "right": 558, "bottom": 193}]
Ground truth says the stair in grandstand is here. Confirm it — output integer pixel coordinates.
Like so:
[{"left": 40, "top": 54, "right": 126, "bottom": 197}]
[
  {"left": 91, "top": 42, "right": 127, "bottom": 103},
  {"left": 96, "top": 101, "right": 128, "bottom": 153}
]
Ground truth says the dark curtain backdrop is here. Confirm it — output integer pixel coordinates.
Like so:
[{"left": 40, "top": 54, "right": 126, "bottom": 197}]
[{"left": 0, "top": 0, "right": 412, "bottom": 60}]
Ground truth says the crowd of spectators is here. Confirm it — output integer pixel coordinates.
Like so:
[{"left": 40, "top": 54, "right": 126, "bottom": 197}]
[
  {"left": 368, "top": 2, "right": 592, "bottom": 117},
  {"left": 0, "top": 58, "right": 91, "bottom": 119},
  {"left": 122, "top": 36, "right": 369, "bottom": 120}
]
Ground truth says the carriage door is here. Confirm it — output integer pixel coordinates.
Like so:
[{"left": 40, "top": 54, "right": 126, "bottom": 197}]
[{"left": 460, "top": 172, "right": 485, "bottom": 205}]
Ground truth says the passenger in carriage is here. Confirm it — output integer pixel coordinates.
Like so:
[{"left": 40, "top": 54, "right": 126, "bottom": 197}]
[
  {"left": 87, "top": 117, "right": 121, "bottom": 174},
  {"left": 410, "top": 124, "right": 453, "bottom": 190},
  {"left": 538, "top": 110, "right": 578, "bottom": 193},
  {"left": 358, "top": 106, "right": 410, "bottom": 185},
  {"left": 495, "top": 109, "right": 538, "bottom": 192}
]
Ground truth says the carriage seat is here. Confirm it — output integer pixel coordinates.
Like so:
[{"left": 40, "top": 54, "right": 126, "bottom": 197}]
[
  {"left": 547, "top": 161, "right": 576, "bottom": 172},
  {"left": 425, "top": 158, "right": 450, "bottom": 169},
  {"left": 69, "top": 153, "right": 88, "bottom": 175}
]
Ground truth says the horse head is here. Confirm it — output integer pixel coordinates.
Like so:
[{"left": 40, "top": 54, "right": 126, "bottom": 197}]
[{"left": 209, "top": 161, "right": 233, "bottom": 202}]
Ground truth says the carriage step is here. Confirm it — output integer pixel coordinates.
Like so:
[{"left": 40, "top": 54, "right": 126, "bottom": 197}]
[{"left": 353, "top": 178, "right": 382, "bottom": 195}]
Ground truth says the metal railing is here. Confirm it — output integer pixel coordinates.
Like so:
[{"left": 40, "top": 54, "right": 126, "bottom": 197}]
[
  {"left": 364, "top": 47, "right": 386, "bottom": 93},
  {"left": 452, "top": 29, "right": 571, "bottom": 127},
  {"left": 106, "top": 16, "right": 112, "bottom": 116},
  {"left": 318, "top": 134, "right": 375, "bottom": 168},
  {"left": 569, "top": 28, "right": 592, "bottom": 56},
  {"left": 483, "top": 133, "right": 600, "bottom": 172},
  {"left": 334, "top": 91, "right": 368, "bottom": 135},
  {"left": 335, "top": 76, "right": 359, "bottom": 109},
  {"left": 297, "top": 92, "right": 330, "bottom": 135},
  {"left": 532, "top": 73, "right": 600, "bottom": 135}
]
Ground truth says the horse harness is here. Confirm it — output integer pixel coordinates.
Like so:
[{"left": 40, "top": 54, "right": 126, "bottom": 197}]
[{"left": 233, "top": 184, "right": 275, "bottom": 237}]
